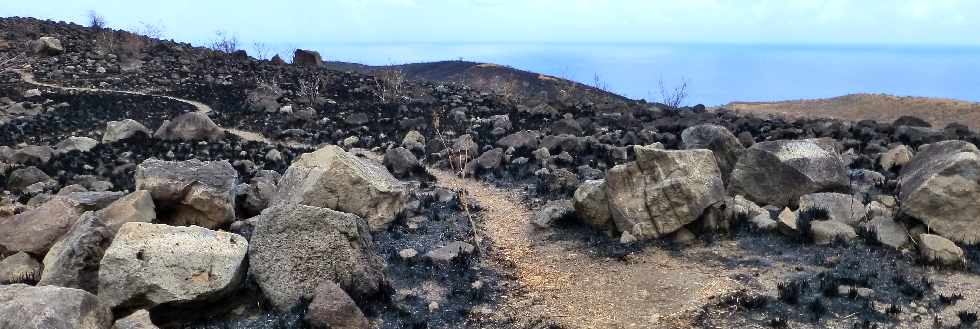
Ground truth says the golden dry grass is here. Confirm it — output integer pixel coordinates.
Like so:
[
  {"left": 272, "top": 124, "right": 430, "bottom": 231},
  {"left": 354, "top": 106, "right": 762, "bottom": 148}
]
[{"left": 728, "top": 93, "right": 980, "bottom": 129}]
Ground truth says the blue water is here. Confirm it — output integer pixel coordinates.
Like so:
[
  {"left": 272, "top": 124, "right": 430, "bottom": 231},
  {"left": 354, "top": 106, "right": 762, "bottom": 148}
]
[{"left": 282, "top": 43, "right": 980, "bottom": 106}]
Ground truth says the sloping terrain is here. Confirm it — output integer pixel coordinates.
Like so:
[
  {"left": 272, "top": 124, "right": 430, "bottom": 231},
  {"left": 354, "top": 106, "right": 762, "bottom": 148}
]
[{"left": 729, "top": 93, "right": 980, "bottom": 129}]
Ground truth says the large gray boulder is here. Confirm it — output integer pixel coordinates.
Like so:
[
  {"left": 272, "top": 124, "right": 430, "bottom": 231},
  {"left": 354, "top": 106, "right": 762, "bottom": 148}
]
[
  {"left": 245, "top": 83, "right": 283, "bottom": 113},
  {"left": 730, "top": 138, "right": 849, "bottom": 207},
  {"left": 31, "top": 36, "right": 65, "bottom": 55},
  {"left": 899, "top": 141, "right": 980, "bottom": 243},
  {"left": 681, "top": 124, "right": 745, "bottom": 184},
  {"left": 274, "top": 145, "right": 407, "bottom": 231},
  {"left": 55, "top": 137, "right": 99, "bottom": 154},
  {"left": 880, "top": 144, "right": 913, "bottom": 172},
  {"left": 153, "top": 112, "right": 225, "bottom": 142},
  {"left": 604, "top": 145, "right": 726, "bottom": 239},
  {"left": 103, "top": 120, "right": 151, "bottom": 143},
  {"left": 0, "top": 197, "right": 84, "bottom": 256},
  {"left": 496, "top": 130, "right": 541, "bottom": 152},
  {"left": 864, "top": 216, "right": 909, "bottom": 249},
  {"left": 248, "top": 205, "right": 385, "bottom": 311},
  {"left": 918, "top": 233, "right": 964, "bottom": 265},
  {"left": 239, "top": 171, "right": 279, "bottom": 217},
  {"left": 135, "top": 159, "right": 237, "bottom": 229},
  {"left": 798, "top": 193, "right": 868, "bottom": 227},
  {"left": 305, "top": 281, "right": 371, "bottom": 329},
  {"left": 401, "top": 130, "right": 425, "bottom": 152},
  {"left": 98, "top": 223, "right": 248, "bottom": 310},
  {"left": 39, "top": 212, "right": 115, "bottom": 292},
  {"left": 572, "top": 179, "right": 612, "bottom": 230},
  {"left": 0, "top": 284, "right": 113, "bottom": 329},
  {"left": 6, "top": 166, "right": 55, "bottom": 193},
  {"left": 0, "top": 252, "right": 42, "bottom": 284},
  {"left": 63, "top": 191, "right": 126, "bottom": 211},
  {"left": 112, "top": 309, "right": 159, "bottom": 329},
  {"left": 383, "top": 147, "right": 422, "bottom": 178},
  {"left": 809, "top": 220, "right": 857, "bottom": 245},
  {"left": 9, "top": 145, "right": 54, "bottom": 165},
  {"left": 98, "top": 190, "right": 156, "bottom": 232},
  {"left": 293, "top": 49, "right": 323, "bottom": 67}
]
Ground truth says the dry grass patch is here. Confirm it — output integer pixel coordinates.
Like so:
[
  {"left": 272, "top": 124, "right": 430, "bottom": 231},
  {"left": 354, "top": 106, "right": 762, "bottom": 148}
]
[{"left": 729, "top": 93, "right": 980, "bottom": 129}]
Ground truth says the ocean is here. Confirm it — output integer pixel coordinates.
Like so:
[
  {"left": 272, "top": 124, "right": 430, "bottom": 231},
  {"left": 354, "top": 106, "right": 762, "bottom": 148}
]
[{"left": 291, "top": 43, "right": 980, "bottom": 106}]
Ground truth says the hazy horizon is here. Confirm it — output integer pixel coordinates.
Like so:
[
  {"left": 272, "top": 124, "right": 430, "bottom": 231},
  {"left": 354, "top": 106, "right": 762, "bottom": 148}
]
[{"left": 310, "top": 42, "right": 980, "bottom": 105}]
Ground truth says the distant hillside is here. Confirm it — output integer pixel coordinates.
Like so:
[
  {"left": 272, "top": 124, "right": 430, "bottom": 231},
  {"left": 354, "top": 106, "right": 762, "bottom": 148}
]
[
  {"left": 324, "top": 60, "right": 634, "bottom": 110},
  {"left": 728, "top": 93, "right": 980, "bottom": 129}
]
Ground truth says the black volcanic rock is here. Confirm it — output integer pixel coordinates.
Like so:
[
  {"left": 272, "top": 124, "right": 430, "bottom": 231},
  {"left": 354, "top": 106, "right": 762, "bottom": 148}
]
[
  {"left": 893, "top": 115, "right": 931, "bottom": 128},
  {"left": 293, "top": 49, "right": 323, "bottom": 67}
]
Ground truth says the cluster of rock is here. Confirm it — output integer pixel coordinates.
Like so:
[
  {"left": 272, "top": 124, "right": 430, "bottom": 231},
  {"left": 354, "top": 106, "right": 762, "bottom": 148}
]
[
  {"left": 0, "top": 144, "right": 417, "bottom": 328},
  {"left": 0, "top": 109, "right": 228, "bottom": 201},
  {"left": 571, "top": 124, "right": 971, "bottom": 266}
]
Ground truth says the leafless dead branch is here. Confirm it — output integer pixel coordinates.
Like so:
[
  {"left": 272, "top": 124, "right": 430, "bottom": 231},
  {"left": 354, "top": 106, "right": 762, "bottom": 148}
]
[
  {"left": 209, "top": 30, "right": 239, "bottom": 53},
  {"left": 135, "top": 21, "right": 166, "bottom": 40},
  {"left": 252, "top": 42, "right": 270, "bottom": 60},
  {"left": 489, "top": 75, "right": 516, "bottom": 98},
  {"left": 432, "top": 114, "right": 483, "bottom": 255},
  {"left": 375, "top": 68, "right": 406, "bottom": 102},
  {"left": 298, "top": 74, "right": 322, "bottom": 104},
  {"left": 659, "top": 77, "right": 689, "bottom": 109},
  {"left": 592, "top": 73, "right": 609, "bottom": 91},
  {"left": 87, "top": 10, "right": 106, "bottom": 30}
]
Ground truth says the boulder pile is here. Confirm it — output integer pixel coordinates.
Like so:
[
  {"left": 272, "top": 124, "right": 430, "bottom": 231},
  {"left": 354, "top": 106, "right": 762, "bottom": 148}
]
[{"left": 0, "top": 149, "right": 400, "bottom": 327}]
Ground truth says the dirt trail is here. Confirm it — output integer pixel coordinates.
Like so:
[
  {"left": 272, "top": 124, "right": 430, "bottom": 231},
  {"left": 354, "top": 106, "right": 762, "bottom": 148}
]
[
  {"left": 432, "top": 170, "right": 739, "bottom": 328},
  {"left": 8, "top": 68, "right": 288, "bottom": 146}
]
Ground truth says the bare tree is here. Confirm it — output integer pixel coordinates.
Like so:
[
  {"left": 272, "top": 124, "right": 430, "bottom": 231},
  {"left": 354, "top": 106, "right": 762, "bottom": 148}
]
[
  {"left": 591, "top": 73, "right": 608, "bottom": 91},
  {"left": 251, "top": 42, "right": 271, "bottom": 60},
  {"left": 431, "top": 113, "right": 483, "bottom": 256},
  {"left": 135, "top": 21, "right": 166, "bottom": 39},
  {"left": 87, "top": 10, "right": 106, "bottom": 30},
  {"left": 489, "top": 75, "right": 516, "bottom": 98},
  {"left": 658, "top": 77, "right": 689, "bottom": 109},
  {"left": 375, "top": 68, "right": 406, "bottom": 102},
  {"left": 209, "top": 30, "right": 239, "bottom": 53},
  {"left": 298, "top": 74, "right": 322, "bottom": 105},
  {"left": 87, "top": 10, "right": 115, "bottom": 53},
  {"left": 277, "top": 45, "right": 298, "bottom": 63}
]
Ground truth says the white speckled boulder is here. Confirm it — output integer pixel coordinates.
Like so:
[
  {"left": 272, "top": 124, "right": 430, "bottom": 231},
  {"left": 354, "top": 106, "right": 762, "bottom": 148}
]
[{"left": 98, "top": 223, "right": 247, "bottom": 310}]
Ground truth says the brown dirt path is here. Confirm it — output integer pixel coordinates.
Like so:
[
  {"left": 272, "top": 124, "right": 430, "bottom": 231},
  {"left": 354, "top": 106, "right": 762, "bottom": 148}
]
[{"left": 432, "top": 169, "right": 740, "bottom": 328}]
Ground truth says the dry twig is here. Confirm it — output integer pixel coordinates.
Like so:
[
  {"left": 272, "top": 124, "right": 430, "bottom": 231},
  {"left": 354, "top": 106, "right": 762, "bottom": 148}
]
[{"left": 432, "top": 113, "right": 483, "bottom": 255}]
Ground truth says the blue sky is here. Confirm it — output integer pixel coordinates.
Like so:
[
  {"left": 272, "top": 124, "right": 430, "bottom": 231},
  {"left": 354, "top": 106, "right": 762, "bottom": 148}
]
[{"left": 3, "top": 0, "right": 980, "bottom": 47}]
